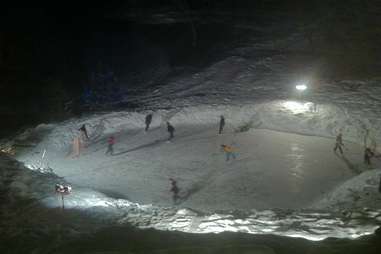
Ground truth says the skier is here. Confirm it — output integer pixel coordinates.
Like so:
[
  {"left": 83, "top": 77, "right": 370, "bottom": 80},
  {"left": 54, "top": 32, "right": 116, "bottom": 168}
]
[
  {"left": 333, "top": 133, "right": 344, "bottom": 154},
  {"left": 379, "top": 174, "right": 381, "bottom": 193},
  {"left": 169, "top": 178, "right": 180, "bottom": 204},
  {"left": 167, "top": 122, "right": 175, "bottom": 140},
  {"left": 219, "top": 115, "right": 225, "bottom": 134},
  {"left": 221, "top": 144, "right": 236, "bottom": 161},
  {"left": 364, "top": 147, "right": 374, "bottom": 166},
  {"left": 79, "top": 124, "right": 89, "bottom": 140},
  {"left": 105, "top": 136, "right": 115, "bottom": 155},
  {"left": 145, "top": 114, "right": 153, "bottom": 131}
]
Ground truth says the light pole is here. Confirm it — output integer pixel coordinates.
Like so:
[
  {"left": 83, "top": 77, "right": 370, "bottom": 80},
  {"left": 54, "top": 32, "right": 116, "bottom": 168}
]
[
  {"left": 295, "top": 83, "right": 308, "bottom": 111},
  {"left": 295, "top": 83, "right": 317, "bottom": 112}
]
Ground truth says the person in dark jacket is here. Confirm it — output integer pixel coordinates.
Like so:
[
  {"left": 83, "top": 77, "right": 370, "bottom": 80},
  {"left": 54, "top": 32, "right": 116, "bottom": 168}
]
[
  {"left": 145, "top": 114, "right": 153, "bottom": 131},
  {"left": 79, "top": 124, "right": 89, "bottom": 140},
  {"left": 364, "top": 147, "right": 374, "bottom": 165},
  {"left": 333, "top": 133, "right": 344, "bottom": 154},
  {"left": 379, "top": 174, "right": 381, "bottom": 193},
  {"left": 167, "top": 122, "right": 175, "bottom": 140},
  {"left": 105, "top": 136, "right": 115, "bottom": 155},
  {"left": 219, "top": 115, "right": 225, "bottom": 134},
  {"left": 169, "top": 178, "right": 180, "bottom": 204}
]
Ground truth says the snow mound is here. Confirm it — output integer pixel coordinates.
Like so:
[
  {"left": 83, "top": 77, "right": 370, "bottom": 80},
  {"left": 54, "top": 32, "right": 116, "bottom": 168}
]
[{"left": 312, "top": 169, "right": 381, "bottom": 211}]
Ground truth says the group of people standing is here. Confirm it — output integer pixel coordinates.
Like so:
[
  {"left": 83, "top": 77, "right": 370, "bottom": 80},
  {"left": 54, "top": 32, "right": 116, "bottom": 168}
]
[
  {"left": 69, "top": 113, "right": 381, "bottom": 205},
  {"left": 73, "top": 113, "right": 234, "bottom": 204},
  {"left": 72, "top": 114, "right": 177, "bottom": 157},
  {"left": 145, "top": 113, "right": 175, "bottom": 140},
  {"left": 334, "top": 132, "right": 378, "bottom": 166},
  {"left": 334, "top": 132, "right": 381, "bottom": 195}
]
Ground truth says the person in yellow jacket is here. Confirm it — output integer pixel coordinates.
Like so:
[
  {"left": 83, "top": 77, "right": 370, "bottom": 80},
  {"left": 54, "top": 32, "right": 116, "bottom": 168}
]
[{"left": 221, "top": 144, "right": 236, "bottom": 161}]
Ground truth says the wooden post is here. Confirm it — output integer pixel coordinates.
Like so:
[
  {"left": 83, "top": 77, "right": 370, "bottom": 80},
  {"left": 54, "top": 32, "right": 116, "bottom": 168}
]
[{"left": 61, "top": 194, "right": 65, "bottom": 210}]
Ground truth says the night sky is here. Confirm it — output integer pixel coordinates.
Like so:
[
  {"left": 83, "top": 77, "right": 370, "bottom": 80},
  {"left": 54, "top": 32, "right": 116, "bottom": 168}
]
[{"left": 1, "top": 1, "right": 380, "bottom": 135}]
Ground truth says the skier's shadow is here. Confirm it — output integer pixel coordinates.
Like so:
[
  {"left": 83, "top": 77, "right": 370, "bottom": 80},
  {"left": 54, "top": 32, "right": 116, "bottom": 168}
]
[
  {"left": 112, "top": 139, "right": 167, "bottom": 156},
  {"left": 336, "top": 153, "right": 362, "bottom": 174},
  {"left": 177, "top": 168, "right": 221, "bottom": 204}
]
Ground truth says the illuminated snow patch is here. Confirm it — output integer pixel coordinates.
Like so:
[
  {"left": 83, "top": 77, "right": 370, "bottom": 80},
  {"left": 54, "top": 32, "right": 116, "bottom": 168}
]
[
  {"left": 295, "top": 84, "right": 307, "bottom": 91},
  {"left": 282, "top": 101, "right": 315, "bottom": 114},
  {"left": 36, "top": 187, "right": 381, "bottom": 241}
]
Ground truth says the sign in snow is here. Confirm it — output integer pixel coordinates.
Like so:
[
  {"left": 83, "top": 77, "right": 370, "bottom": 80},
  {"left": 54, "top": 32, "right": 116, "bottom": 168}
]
[{"left": 55, "top": 184, "right": 72, "bottom": 195}]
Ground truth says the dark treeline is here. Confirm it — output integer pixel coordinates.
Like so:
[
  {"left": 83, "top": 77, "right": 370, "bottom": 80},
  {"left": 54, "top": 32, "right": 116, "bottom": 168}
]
[{"left": 0, "top": 1, "right": 380, "bottom": 136}]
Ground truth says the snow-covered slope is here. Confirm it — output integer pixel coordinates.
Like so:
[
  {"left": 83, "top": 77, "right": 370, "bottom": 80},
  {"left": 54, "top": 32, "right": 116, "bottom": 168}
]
[{"left": 312, "top": 169, "right": 381, "bottom": 210}]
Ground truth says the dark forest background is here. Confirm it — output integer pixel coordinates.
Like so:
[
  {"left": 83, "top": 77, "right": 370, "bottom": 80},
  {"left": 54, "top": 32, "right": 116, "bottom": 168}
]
[{"left": 1, "top": 0, "right": 380, "bottom": 136}]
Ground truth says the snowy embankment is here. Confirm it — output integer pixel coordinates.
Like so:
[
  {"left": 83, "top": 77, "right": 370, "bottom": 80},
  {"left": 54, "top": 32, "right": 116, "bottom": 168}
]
[{"left": 1, "top": 153, "right": 380, "bottom": 241}]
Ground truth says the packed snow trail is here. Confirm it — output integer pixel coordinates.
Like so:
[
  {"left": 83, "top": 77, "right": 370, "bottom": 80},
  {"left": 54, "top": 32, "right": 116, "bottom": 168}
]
[{"left": 10, "top": 120, "right": 373, "bottom": 211}]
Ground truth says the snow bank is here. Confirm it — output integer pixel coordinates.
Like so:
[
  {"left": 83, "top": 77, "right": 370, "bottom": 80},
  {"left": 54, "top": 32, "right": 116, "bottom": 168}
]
[
  {"left": 4, "top": 100, "right": 378, "bottom": 154},
  {"left": 311, "top": 169, "right": 381, "bottom": 211},
  {"left": 1, "top": 153, "right": 379, "bottom": 241}
]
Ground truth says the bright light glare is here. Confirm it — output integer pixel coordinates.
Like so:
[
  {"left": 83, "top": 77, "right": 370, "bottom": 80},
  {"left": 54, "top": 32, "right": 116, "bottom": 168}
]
[
  {"left": 283, "top": 101, "right": 313, "bottom": 114},
  {"left": 296, "top": 84, "right": 307, "bottom": 91}
]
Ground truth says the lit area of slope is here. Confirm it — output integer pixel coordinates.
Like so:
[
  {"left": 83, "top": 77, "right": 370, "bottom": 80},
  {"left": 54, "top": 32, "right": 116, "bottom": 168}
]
[
  {"left": 3, "top": 107, "right": 375, "bottom": 212},
  {"left": 2, "top": 99, "right": 381, "bottom": 212},
  {"left": 1, "top": 153, "right": 380, "bottom": 242},
  {"left": 55, "top": 128, "right": 362, "bottom": 211}
]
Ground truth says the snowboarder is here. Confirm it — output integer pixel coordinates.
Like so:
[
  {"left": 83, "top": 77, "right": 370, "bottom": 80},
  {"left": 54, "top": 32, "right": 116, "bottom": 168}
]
[
  {"left": 145, "top": 114, "right": 152, "bottom": 131},
  {"left": 333, "top": 133, "right": 344, "bottom": 154},
  {"left": 169, "top": 178, "right": 180, "bottom": 204},
  {"left": 219, "top": 115, "right": 225, "bottom": 134},
  {"left": 79, "top": 124, "right": 89, "bottom": 140},
  {"left": 105, "top": 136, "right": 115, "bottom": 155},
  {"left": 221, "top": 144, "right": 236, "bottom": 161},
  {"left": 364, "top": 147, "right": 374, "bottom": 166},
  {"left": 167, "top": 122, "right": 175, "bottom": 140}
]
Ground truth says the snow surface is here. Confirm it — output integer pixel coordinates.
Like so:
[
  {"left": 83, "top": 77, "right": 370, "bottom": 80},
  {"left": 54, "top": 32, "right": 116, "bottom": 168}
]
[
  {"left": 2, "top": 102, "right": 381, "bottom": 212},
  {"left": 1, "top": 153, "right": 380, "bottom": 241},
  {"left": 2, "top": 31, "right": 381, "bottom": 239},
  {"left": 2, "top": 107, "right": 375, "bottom": 211}
]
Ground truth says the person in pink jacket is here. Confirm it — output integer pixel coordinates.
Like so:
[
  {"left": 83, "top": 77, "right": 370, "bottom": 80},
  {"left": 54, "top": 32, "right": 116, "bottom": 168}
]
[{"left": 105, "top": 136, "right": 115, "bottom": 155}]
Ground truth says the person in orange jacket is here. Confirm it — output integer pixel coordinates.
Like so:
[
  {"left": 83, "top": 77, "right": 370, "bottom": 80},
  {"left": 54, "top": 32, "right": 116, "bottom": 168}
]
[{"left": 221, "top": 144, "right": 236, "bottom": 161}]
